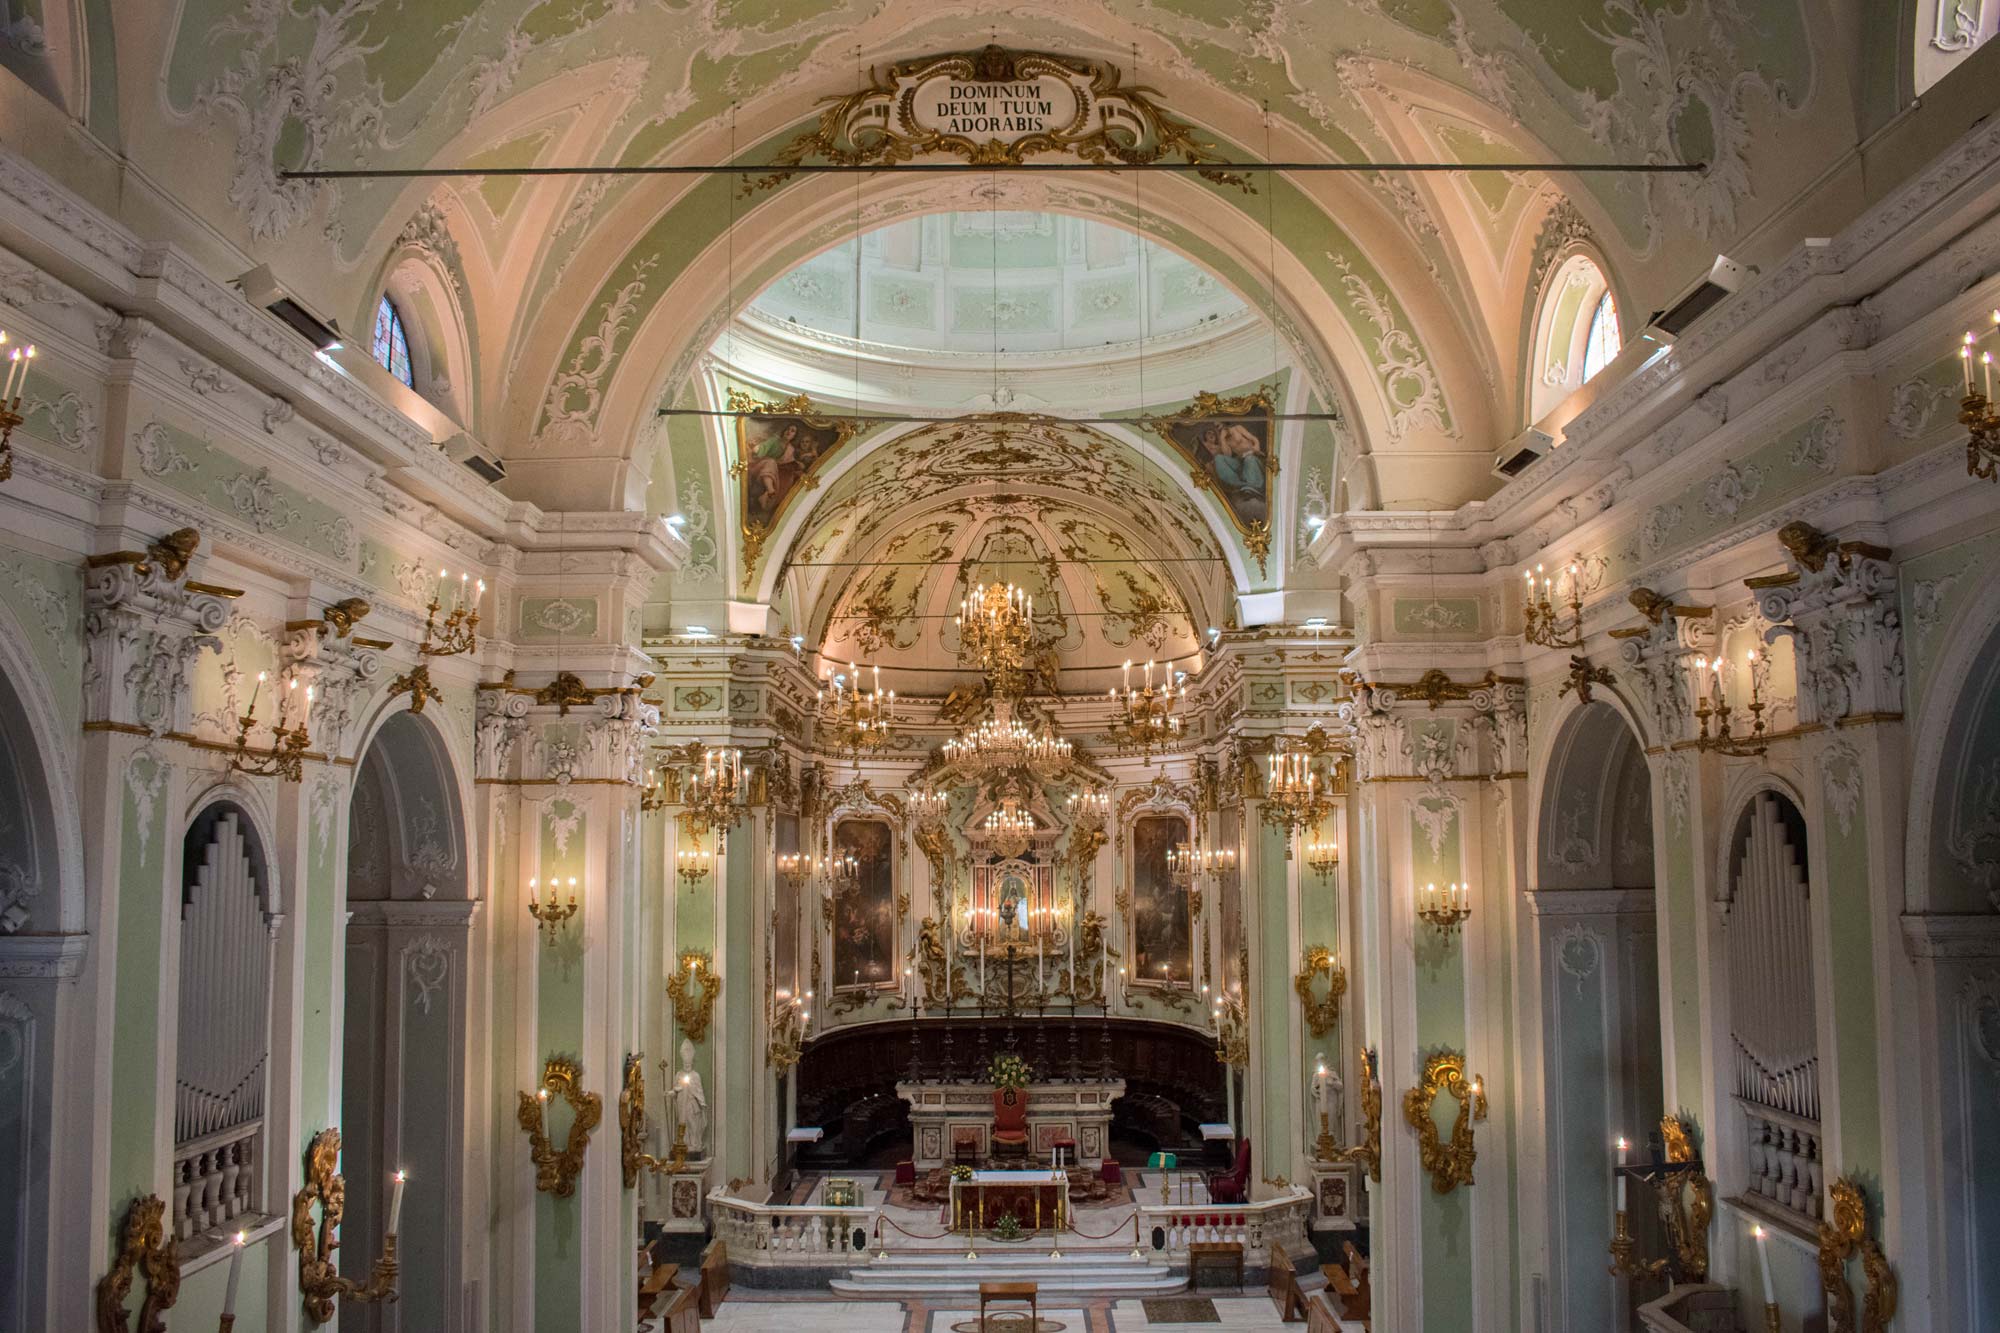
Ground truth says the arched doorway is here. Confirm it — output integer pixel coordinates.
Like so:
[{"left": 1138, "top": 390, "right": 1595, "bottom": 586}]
[
  {"left": 0, "top": 625, "right": 77, "bottom": 1330},
  {"left": 1530, "top": 700, "right": 1661, "bottom": 1332},
  {"left": 1909, "top": 611, "right": 2000, "bottom": 1330},
  {"left": 341, "top": 710, "right": 472, "bottom": 1332}
]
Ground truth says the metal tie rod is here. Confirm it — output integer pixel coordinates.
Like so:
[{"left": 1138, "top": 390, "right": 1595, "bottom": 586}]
[{"left": 284, "top": 159, "right": 1703, "bottom": 180}]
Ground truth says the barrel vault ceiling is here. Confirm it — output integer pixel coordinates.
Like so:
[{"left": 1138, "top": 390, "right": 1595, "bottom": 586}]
[{"left": 6, "top": 1, "right": 1880, "bottom": 526}]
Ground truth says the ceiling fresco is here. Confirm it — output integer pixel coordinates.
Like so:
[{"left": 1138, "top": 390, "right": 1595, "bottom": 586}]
[{"left": 777, "top": 416, "right": 1226, "bottom": 687}]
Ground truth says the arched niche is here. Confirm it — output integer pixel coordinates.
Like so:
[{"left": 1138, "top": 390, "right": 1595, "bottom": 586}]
[
  {"left": 1527, "top": 699, "right": 1662, "bottom": 1333},
  {"left": 1536, "top": 699, "right": 1655, "bottom": 892},
  {"left": 348, "top": 709, "right": 469, "bottom": 903},
  {"left": 341, "top": 707, "right": 475, "bottom": 1333}
]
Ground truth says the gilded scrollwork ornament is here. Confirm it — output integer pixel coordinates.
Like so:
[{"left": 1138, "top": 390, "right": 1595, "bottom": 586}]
[
  {"left": 1293, "top": 945, "right": 1346, "bottom": 1038},
  {"left": 1334, "top": 1046, "right": 1383, "bottom": 1184},
  {"left": 517, "top": 1057, "right": 602, "bottom": 1198},
  {"left": 1818, "top": 1176, "right": 1896, "bottom": 1333},
  {"left": 292, "top": 1128, "right": 398, "bottom": 1324},
  {"left": 619, "top": 1054, "right": 649, "bottom": 1189},
  {"left": 95, "top": 1194, "right": 180, "bottom": 1333},
  {"left": 1402, "top": 1049, "right": 1487, "bottom": 1193},
  {"left": 667, "top": 950, "right": 722, "bottom": 1044}
]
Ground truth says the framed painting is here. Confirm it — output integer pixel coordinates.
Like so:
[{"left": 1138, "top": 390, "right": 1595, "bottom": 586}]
[
  {"left": 971, "top": 859, "right": 1055, "bottom": 937},
  {"left": 728, "top": 389, "right": 859, "bottom": 565},
  {"left": 831, "top": 817, "right": 897, "bottom": 990},
  {"left": 1144, "top": 384, "right": 1277, "bottom": 534},
  {"left": 1130, "top": 813, "right": 1193, "bottom": 986}
]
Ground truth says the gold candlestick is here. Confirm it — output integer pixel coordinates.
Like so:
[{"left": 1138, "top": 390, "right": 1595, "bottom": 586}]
[{"left": 1763, "top": 1302, "right": 1780, "bottom": 1333}]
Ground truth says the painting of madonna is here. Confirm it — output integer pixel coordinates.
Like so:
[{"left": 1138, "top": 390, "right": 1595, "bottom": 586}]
[{"left": 1154, "top": 405, "right": 1272, "bottom": 530}]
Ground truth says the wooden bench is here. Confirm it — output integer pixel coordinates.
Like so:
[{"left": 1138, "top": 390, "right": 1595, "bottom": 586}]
[
  {"left": 1188, "top": 1239, "right": 1245, "bottom": 1290},
  {"left": 979, "top": 1280, "right": 1038, "bottom": 1330},
  {"left": 635, "top": 1261, "right": 678, "bottom": 1322},
  {"left": 1322, "top": 1241, "right": 1371, "bottom": 1323},
  {"left": 697, "top": 1239, "right": 730, "bottom": 1317},
  {"left": 660, "top": 1279, "right": 701, "bottom": 1333},
  {"left": 1305, "top": 1291, "right": 1345, "bottom": 1333},
  {"left": 1268, "top": 1244, "right": 1308, "bottom": 1322}
]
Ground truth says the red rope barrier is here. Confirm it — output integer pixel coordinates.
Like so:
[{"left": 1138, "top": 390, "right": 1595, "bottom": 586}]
[
  {"left": 1062, "top": 1210, "right": 1139, "bottom": 1241},
  {"left": 878, "top": 1216, "right": 954, "bottom": 1240}
]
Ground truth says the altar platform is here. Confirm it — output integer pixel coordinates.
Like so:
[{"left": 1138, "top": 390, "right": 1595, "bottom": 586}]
[{"left": 895, "top": 1078, "right": 1125, "bottom": 1168}]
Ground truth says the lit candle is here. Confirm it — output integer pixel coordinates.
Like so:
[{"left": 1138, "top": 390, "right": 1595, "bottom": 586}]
[
  {"left": 1753, "top": 1223, "right": 1775, "bottom": 1303},
  {"left": 388, "top": 1169, "right": 407, "bottom": 1234},
  {"left": 1964, "top": 337, "right": 1976, "bottom": 393},
  {"left": 1615, "top": 1136, "right": 1628, "bottom": 1209},
  {"left": 528, "top": 875, "right": 539, "bottom": 907},
  {"left": 222, "top": 1230, "right": 246, "bottom": 1316}
]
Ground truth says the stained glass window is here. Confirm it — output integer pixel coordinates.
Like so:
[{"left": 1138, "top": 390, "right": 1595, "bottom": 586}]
[
  {"left": 1581, "top": 290, "right": 1621, "bottom": 383},
  {"left": 371, "top": 295, "right": 413, "bottom": 387}
]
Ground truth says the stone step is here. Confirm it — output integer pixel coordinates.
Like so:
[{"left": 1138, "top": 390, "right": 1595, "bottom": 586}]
[{"left": 831, "top": 1250, "right": 1185, "bottom": 1297}]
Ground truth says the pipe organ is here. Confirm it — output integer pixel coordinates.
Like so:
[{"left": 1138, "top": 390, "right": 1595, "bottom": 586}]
[
  {"left": 1724, "top": 792, "right": 1822, "bottom": 1222},
  {"left": 172, "top": 809, "right": 273, "bottom": 1239}
]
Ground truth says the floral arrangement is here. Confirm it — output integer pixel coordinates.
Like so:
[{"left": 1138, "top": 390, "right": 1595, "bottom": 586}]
[
  {"left": 950, "top": 1163, "right": 974, "bottom": 1181},
  {"left": 992, "top": 1212, "right": 1024, "bottom": 1241},
  {"left": 988, "top": 1052, "right": 1032, "bottom": 1091}
]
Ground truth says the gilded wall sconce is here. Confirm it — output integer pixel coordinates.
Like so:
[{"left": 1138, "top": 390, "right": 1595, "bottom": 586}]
[
  {"left": 667, "top": 950, "right": 722, "bottom": 1044},
  {"left": 0, "top": 334, "right": 36, "bottom": 485},
  {"left": 517, "top": 1056, "right": 603, "bottom": 1198},
  {"left": 619, "top": 1053, "right": 649, "bottom": 1189},
  {"left": 94, "top": 1193, "right": 179, "bottom": 1333},
  {"left": 1334, "top": 1045, "right": 1383, "bottom": 1183},
  {"left": 292, "top": 1128, "right": 398, "bottom": 1324},
  {"left": 1402, "top": 1049, "right": 1487, "bottom": 1193},
  {"left": 1293, "top": 945, "right": 1346, "bottom": 1038},
  {"left": 228, "top": 673, "right": 313, "bottom": 782},
  {"left": 1818, "top": 1176, "right": 1897, "bottom": 1333}
]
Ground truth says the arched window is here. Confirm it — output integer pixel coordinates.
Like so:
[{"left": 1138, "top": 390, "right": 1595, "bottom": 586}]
[
  {"left": 1529, "top": 253, "right": 1618, "bottom": 421},
  {"left": 1581, "top": 291, "right": 1621, "bottom": 383},
  {"left": 371, "top": 295, "right": 413, "bottom": 387}
]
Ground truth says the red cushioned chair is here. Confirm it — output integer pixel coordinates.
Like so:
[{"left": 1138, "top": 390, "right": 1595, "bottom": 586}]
[
  {"left": 1207, "top": 1138, "right": 1250, "bottom": 1203},
  {"left": 991, "top": 1087, "right": 1031, "bottom": 1163}
]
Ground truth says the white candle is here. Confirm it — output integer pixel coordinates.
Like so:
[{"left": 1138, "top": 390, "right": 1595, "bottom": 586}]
[
  {"left": 222, "top": 1231, "right": 246, "bottom": 1316},
  {"left": 1615, "top": 1137, "right": 1628, "bottom": 1210},
  {"left": 247, "top": 671, "right": 264, "bottom": 718},
  {"left": 388, "top": 1169, "right": 407, "bottom": 1234},
  {"left": 1965, "top": 342, "right": 1977, "bottom": 393},
  {"left": 1753, "top": 1224, "right": 1775, "bottom": 1302}
]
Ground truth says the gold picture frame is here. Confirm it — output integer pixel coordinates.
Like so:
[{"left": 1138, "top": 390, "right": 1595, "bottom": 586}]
[
  {"left": 1293, "top": 945, "right": 1346, "bottom": 1038},
  {"left": 1402, "top": 1049, "right": 1487, "bottom": 1194},
  {"left": 518, "top": 1056, "right": 604, "bottom": 1198},
  {"left": 1142, "top": 385, "right": 1278, "bottom": 575}
]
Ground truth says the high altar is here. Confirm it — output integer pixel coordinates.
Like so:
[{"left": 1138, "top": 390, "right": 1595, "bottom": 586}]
[{"left": 896, "top": 1078, "right": 1125, "bottom": 1168}]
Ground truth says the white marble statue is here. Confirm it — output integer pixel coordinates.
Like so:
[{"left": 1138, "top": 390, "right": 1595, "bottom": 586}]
[
  {"left": 1313, "top": 1053, "right": 1344, "bottom": 1139},
  {"left": 673, "top": 1038, "right": 708, "bottom": 1157}
]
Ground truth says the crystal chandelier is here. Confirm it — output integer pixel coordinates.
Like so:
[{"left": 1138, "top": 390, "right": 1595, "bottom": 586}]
[
  {"left": 1106, "top": 659, "right": 1184, "bottom": 755},
  {"left": 957, "top": 580, "right": 1034, "bottom": 683},
  {"left": 971, "top": 797, "right": 1039, "bottom": 858},
  {"left": 1262, "top": 740, "right": 1333, "bottom": 836},
  {"left": 908, "top": 787, "right": 950, "bottom": 823},
  {"left": 683, "top": 746, "right": 743, "bottom": 835},
  {"left": 1066, "top": 790, "right": 1109, "bottom": 824},
  {"left": 941, "top": 696, "right": 1071, "bottom": 779},
  {"left": 817, "top": 660, "right": 896, "bottom": 758}
]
